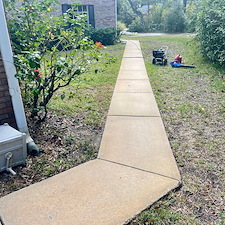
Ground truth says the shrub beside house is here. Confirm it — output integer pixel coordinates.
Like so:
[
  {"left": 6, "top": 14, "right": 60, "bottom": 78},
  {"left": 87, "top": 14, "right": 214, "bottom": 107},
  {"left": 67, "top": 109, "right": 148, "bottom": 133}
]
[{"left": 0, "top": 0, "right": 117, "bottom": 129}]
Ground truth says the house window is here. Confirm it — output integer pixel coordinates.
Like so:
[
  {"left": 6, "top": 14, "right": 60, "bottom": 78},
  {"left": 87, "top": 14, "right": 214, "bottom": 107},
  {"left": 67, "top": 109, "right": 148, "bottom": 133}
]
[{"left": 62, "top": 4, "right": 95, "bottom": 28}]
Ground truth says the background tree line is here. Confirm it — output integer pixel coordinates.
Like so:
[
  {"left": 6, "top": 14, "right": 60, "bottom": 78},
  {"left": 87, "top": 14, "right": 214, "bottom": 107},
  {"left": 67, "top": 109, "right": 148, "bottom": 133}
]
[
  {"left": 117, "top": 0, "right": 202, "bottom": 33},
  {"left": 118, "top": 0, "right": 225, "bottom": 67}
]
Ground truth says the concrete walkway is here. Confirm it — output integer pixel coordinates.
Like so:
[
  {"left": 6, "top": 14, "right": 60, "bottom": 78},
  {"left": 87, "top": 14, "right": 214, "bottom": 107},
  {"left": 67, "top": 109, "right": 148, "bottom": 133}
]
[{"left": 0, "top": 40, "right": 181, "bottom": 225}]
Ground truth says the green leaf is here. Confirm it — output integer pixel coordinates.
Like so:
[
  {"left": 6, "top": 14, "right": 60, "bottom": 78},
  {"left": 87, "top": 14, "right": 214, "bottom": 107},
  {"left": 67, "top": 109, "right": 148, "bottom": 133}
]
[{"left": 61, "top": 93, "right": 66, "bottom": 100}]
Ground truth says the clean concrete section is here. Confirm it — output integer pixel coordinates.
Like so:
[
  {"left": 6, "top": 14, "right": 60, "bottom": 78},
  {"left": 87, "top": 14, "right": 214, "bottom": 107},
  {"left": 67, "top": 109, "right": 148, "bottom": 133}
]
[
  {"left": 108, "top": 93, "right": 160, "bottom": 116},
  {"left": 118, "top": 70, "right": 149, "bottom": 80},
  {"left": 100, "top": 40, "right": 180, "bottom": 181},
  {"left": 123, "top": 51, "right": 143, "bottom": 58},
  {"left": 120, "top": 58, "right": 146, "bottom": 71},
  {"left": 0, "top": 160, "right": 179, "bottom": 225},
  {"left": 0, "top": 40, "right": 180, "bottom": 225},
  {"left": 122, "top": 41, "right": 143, "bottom": 58},
  {"left": 114, "top": 79, "right": 153, "bottom": 93},
  {"left": 98, "top": 116, "right": 180, "bottom": 180}
]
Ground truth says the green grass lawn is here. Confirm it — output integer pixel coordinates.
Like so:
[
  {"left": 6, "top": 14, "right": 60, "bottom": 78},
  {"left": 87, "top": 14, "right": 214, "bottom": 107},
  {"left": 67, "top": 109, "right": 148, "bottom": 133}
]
[
  {"left": 125, "top": 35, "right": 225, "bottom": 225},
  {"left": 48, "top": 43, "right": 125, "bottom": 129}
]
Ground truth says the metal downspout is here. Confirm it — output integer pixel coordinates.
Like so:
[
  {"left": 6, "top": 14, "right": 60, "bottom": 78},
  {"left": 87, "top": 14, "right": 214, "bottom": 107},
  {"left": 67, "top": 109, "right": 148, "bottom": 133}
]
[
  {"left": 0, "top": 1, "right": 39, "bottom": 155},
  {"left": 115, "top": 0, "right": 118, "bottom": 29}
]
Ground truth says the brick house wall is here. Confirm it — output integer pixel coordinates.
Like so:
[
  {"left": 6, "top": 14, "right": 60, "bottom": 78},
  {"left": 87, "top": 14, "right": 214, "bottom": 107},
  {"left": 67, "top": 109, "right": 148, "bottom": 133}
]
[
  {"left": 58, "top": 0, "right": 117, "bottom": 29},
  {"left": 0, "top": 54, "right": 17, "bottom": 129}
]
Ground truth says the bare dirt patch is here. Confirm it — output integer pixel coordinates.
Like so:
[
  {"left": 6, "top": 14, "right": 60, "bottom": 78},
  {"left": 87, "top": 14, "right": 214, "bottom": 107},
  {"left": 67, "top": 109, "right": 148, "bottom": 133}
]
[{"left": 0, "top": 111, "right": 103, "bottom": 197}]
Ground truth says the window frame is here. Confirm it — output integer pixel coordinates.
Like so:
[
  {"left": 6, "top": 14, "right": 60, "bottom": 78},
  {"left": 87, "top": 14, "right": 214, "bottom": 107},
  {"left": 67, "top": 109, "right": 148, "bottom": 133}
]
[{"left": 62, "top": 4, "right": 95, "bottom": 28}]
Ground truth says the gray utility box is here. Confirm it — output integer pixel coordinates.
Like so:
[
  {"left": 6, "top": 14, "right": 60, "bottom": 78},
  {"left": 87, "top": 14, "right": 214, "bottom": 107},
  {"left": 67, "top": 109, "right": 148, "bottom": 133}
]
[{"left": 0, "top": 123, "right": 27, "bottom": 174}]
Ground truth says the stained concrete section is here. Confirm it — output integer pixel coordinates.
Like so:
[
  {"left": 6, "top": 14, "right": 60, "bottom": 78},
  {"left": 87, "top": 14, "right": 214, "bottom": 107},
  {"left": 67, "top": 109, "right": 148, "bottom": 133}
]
[
  {"left": 98, "top": 116, "right": 180, "bottom": 180},
  {"left": 0, "top": 160, "right": 179, "bottom": 225},
  {"left": 108, "top": 93, "right": 160, "bottom": 117}
]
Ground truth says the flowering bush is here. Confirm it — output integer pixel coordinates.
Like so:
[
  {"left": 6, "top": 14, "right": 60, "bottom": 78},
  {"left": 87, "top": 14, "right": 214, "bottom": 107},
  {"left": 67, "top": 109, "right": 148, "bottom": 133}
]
[
  {"left": 5, "top": 0, "right": 103, "bottom": 121},
  {"left": 94, "top": 42, "right": 103, "bottom": 49},
  {"left": 34, "top": 70, "right": 41, "bottom": 80}
]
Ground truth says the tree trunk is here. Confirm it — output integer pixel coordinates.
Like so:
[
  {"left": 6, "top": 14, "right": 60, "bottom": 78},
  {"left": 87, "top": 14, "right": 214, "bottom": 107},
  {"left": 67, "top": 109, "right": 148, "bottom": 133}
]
[
  {"left": 127, "top": 0, "right": 144, "bottom": 22},
  {"left": 183, "top": 0, "right": 187, "bottom": 12}
]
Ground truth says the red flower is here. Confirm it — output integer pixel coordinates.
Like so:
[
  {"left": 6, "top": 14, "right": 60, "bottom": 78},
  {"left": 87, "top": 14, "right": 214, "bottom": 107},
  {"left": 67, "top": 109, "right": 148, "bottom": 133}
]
[
  {"left": 94, "top": 42, "right": 103, "bottom": 49},
  {"left": 34, "top": 69, "right": 41, "bottom": 80}
]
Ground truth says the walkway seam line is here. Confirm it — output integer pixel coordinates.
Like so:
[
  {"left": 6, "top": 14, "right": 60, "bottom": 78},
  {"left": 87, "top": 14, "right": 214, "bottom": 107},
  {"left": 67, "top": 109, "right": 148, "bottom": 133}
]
[
  {"left": 123, "top": 57, "right": 143, "bottom": 58},
  {"left": 117, "top": 79, "right": 149, "bottom": 80},
  {"left": 97, "top": 158, "right": 181, "bottom": 182},
  {"left": 107, "top": 115, "right": 161, "bottom": 118},
  {"left": 119, "top": 70, "right": 147, "bottom": 71},
  {"left": 114, "top": 92, "right": 153, "bottom": 93}
]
